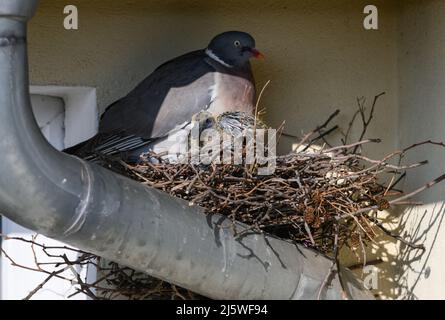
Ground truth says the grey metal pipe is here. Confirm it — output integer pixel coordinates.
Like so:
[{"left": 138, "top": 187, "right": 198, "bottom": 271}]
[{"left": 0, "top": 0, "right": 372, "bottom": 300}]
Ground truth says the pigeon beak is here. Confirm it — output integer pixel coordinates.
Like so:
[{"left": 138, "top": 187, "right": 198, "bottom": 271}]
[{"left": 250, "top": 48, "right": 265, "bottom": 59}]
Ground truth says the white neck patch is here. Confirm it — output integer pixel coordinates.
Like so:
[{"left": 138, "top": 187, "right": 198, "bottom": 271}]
[{"left": 205, "top": 48, "right": 233, "bottom": 68}]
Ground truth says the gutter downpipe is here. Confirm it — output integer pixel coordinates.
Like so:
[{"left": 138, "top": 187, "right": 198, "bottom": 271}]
[{"left": 0, "top": 0, "right": 372, "bottom": 300}]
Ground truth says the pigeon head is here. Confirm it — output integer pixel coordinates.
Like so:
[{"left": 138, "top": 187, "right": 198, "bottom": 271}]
[{"left": 206, "top": 31, "right": 264, "bottom": 68}]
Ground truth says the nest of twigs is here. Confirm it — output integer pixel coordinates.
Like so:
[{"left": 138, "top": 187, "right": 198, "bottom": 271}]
[
  {"left": 115, "top": 142, "right": 387, "bottom": 254},
  {"left": 106, "top": 93, "right": 438, "bottom": 256}
]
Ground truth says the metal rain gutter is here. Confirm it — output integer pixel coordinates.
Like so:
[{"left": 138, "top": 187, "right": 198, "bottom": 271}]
[{"left": 0, "top": 0, "right": 372, "bottom": 300}]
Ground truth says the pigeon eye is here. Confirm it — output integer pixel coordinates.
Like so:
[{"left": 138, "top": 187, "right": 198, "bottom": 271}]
[{"left": 234, "top": 40, "right": 241, "bottom": 47}]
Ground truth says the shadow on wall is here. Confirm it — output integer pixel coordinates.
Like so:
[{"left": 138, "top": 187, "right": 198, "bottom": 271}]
[
  {"left": 344, "top": 202, "right": 445, "bottom": 300},
  {"left": 394, "top": 202, "right": 445, "bottom": 300}
]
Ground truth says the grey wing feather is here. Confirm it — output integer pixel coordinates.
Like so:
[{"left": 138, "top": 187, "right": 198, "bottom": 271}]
[
  {"left": 99, "top": 50, "right": 215, "bottom": 140},
  {"left": 64, "top": 132, "right": 150, "bottom": 161}
]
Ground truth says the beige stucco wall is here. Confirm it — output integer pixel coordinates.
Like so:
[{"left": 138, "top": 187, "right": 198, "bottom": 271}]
[
  {"left": 394, "top": 0, "right": 445, "bottom": 300},
  {"left": 27, "top": 0, "right": 445, "bottom": 299},
  {"left": 28, "top": 0, "right": 399, "bottom": 156}
]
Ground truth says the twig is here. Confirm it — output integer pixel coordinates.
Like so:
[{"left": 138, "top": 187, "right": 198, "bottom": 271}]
[
  {"left": 353, "top": 92, "right": 385, "bottom": 154},
  {"left": 367, "top": 216, "right": 425, "bottom": 251}
]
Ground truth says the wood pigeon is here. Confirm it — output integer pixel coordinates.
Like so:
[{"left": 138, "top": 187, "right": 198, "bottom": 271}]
[{"left": 65, "top": 31, "right": 263, "bottom": 162}]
